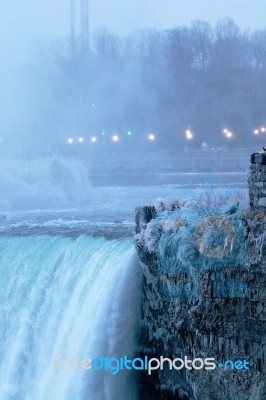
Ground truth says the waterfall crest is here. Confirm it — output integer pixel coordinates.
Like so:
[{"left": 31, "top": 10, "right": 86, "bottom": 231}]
[{"left": 0, "top": 235, "right": 141, "bottom": 400}]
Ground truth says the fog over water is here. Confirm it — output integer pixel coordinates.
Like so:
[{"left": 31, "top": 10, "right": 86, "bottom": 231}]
[
  {"left": 0, "top": 3, "right": 261, "bottom": 400},
  {"left": 0, "top": 0, "right": 264, "bottom": 210}
]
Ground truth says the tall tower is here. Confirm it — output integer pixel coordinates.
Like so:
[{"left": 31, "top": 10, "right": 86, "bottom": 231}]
[
  {"left": 81, "top": 0, "right": 89, "bottom": 53},
  {"left": 70, "top": 0, "right": 89, "bottom": 56},
  {"left": 70, "top": 0, "right": 76, "bottom": 57}
]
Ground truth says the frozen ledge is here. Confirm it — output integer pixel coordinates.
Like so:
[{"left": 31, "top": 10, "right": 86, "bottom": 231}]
[{"left": 135, "top": 153, "right": 266, "bottom": 400}]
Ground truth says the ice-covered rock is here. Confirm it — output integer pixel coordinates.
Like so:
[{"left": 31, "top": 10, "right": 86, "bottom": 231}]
[
  {"left": 248, "top": 152, "right": 266, "bottom": 208},
  {"left": 136, "top": 155, "right": 266, "bottom": 400}
]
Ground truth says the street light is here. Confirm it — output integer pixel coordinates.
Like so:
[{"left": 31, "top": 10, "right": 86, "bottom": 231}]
[
  {"left": 112, "top": 135, "right": 119, "bottom": 142},
  {"left": 148, "top": 133, "right": 156, "bottom": 141},
  {"left": 223, "top": 128, "right": 233, "bottom": 138},
  {"left": 67, "top": 138, "right": 74, "bottom": 144},
  {"left": 253, "top": 127, "right": 266, "bottom": 134},
  {"left": 78, "top": 137, "right": 84, "bottom": 143},
  {"left": 185, "top": 129, "right": 193, "bottom": 140},
  {"left": 91, "top": 137, "right": 97, "bottom": 143}
]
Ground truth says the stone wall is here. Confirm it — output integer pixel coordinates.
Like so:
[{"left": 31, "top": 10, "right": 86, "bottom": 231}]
[{"left": 248, "top": 153, "right": 266, "bottom": 207}]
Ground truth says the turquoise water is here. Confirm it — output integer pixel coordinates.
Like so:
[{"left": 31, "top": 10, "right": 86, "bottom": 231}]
[
  {"left": 0, "top": 180, "right": 247, "bottom": 399},
  {"left": 0, "top": 233, "right": 141, "bottom": 400}
]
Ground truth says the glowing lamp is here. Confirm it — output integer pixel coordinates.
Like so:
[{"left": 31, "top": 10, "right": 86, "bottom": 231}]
[{"left": 148, "top": 134, "right": 156, "bottom": 141}]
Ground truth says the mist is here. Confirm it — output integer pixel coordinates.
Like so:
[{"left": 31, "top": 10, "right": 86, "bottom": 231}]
[
  {"left": 3, "top": 20, "right": 266, "bottom": 155},
  {"left": 0, "top": 0, "right": 266, "bottom": 208},
  {"left": 0, "top": 4, "right": 265, "bottom": 400},
  {"left": 0, "top": 0, "right": 266, "bottom": 157}
]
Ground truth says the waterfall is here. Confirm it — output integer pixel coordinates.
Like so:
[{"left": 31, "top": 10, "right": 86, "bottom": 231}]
[{"left": 0, "top": 235, "right": 141, "bottom": 400}]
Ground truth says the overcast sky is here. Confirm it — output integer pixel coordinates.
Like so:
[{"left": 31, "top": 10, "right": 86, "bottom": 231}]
[{"left": 0, "top": 0, "right": 266, "bottom": 41}]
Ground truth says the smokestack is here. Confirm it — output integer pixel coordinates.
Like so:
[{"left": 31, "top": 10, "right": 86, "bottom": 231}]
[
  {"left": 70, "top": 0, "right": 76, "bottom": 57},
  {"left": 81, "top": 0, "right": 89, "bottom": 53}
]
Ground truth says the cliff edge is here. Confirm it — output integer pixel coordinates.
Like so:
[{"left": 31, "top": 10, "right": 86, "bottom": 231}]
[{"left": 135, "top": 153, "right": 266, "bottom": 400}]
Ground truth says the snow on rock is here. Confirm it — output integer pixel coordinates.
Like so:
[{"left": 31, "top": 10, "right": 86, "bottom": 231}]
[{"left": 135, "top": 155, "right": 266, "bottom": 400}]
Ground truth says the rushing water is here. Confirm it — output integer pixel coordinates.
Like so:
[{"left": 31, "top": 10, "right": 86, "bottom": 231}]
[
  {"left": 0, "top": 220, "right": 142, "bottom": 400},
  {"left": 0, "top": 157, "right": 247, "bottom": 400}
]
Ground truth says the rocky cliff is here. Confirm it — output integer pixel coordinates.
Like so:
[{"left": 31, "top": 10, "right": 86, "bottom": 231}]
[{"left": 135, "top": 154, "right": 266, "bottom": 400}]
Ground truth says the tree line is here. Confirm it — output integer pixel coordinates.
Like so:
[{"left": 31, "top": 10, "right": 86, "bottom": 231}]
[{"left": 29, "top": 18, "right": 266, "bottom": 153}]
